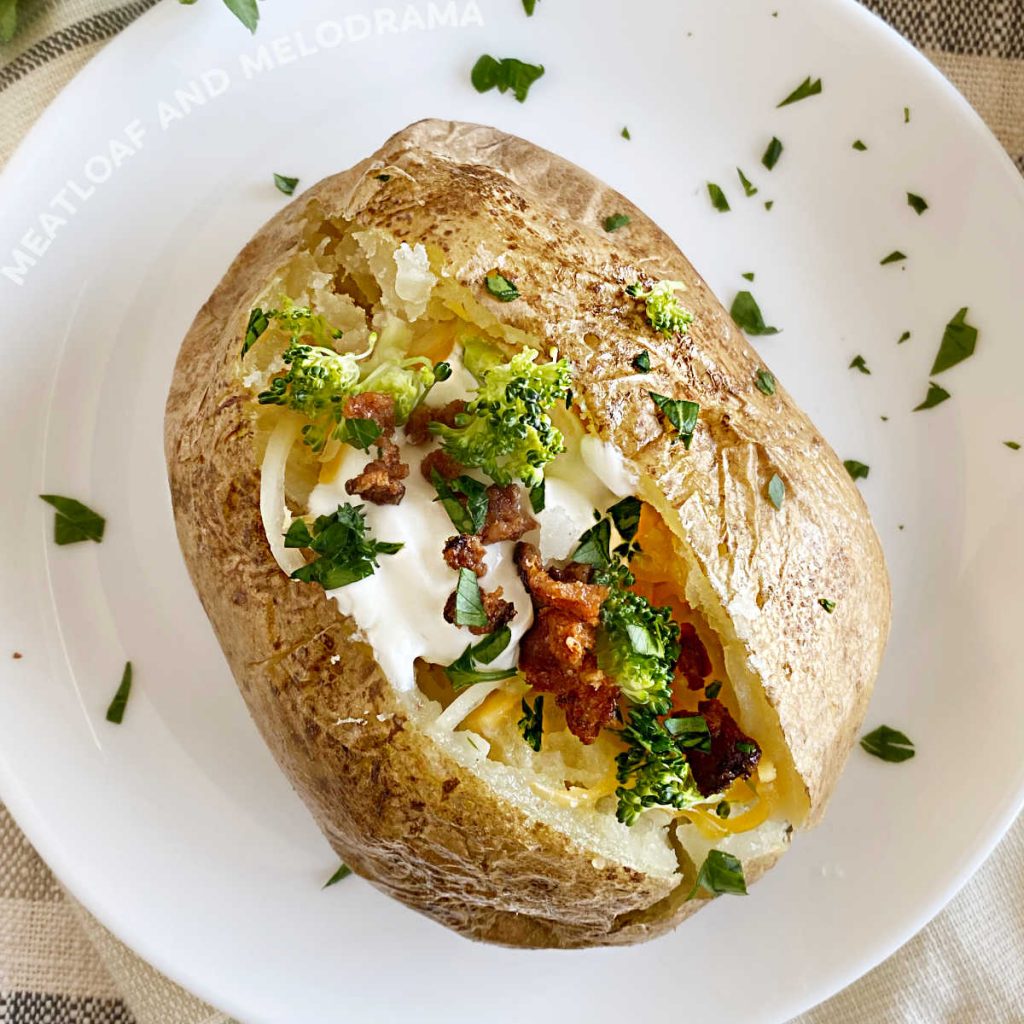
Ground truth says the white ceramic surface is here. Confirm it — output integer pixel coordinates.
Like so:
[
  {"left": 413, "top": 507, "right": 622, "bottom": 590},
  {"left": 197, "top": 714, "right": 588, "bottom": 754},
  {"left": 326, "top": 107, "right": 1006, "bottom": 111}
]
[{"left": 1, "top": 1, "right": 1022, "bottom": 1022}]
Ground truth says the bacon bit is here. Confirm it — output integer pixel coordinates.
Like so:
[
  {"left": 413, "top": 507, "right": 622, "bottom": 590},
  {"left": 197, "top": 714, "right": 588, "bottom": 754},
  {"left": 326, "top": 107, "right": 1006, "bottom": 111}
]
[
  {"left": 443, "top": 587, "right": 516, "bottom": 637},
  {"left": 518, "top": 607, "right": 618, "bottom": 744},
  {"left": 558, "top": 684, "right": 621, "bottom": 746},
  {"left": 677, "top": 622, "right": 713, "bottom": 690},
  {"left": 443, "top": 535, "right": 487, "bottom": 577},
  {"left": 679, "top": 698, "right": 761, "bottom": 796},
  {"left": 420, "top": 448, "right": 465, "bottom": 483},
  {"left": 481, "top": 484, "right": 537, "bottom": 544},
  {"left": 345, "top": 437, "right": 409, "bottom": 505},
  {"left": 514, "top": 542, "right": 608, "bottom": 624},
  {"left": 344, "top": 392, "right": 397, "bottom": 436},
  {"left": 406, "top": 400, "right": 466, "bottom": 445}
]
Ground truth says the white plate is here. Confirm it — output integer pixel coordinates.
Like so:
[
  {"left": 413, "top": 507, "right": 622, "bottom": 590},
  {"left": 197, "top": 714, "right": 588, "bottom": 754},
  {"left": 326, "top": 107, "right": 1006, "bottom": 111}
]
[{"left": 1, "top": 1, "right": 1022, "bottom": 1021}]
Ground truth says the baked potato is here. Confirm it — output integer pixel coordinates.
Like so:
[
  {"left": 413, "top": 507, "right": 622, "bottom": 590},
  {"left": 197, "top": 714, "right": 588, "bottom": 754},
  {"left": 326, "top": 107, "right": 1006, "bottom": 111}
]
[{"left": 165, "top": 119, "right": 891, "bottom": 947}]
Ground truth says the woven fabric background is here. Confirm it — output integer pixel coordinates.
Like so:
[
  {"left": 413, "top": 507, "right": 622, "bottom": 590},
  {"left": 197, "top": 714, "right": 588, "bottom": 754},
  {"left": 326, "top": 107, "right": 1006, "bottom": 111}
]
[{"left": 1, "top": 2, "right": 1022, "bottom": 1023}]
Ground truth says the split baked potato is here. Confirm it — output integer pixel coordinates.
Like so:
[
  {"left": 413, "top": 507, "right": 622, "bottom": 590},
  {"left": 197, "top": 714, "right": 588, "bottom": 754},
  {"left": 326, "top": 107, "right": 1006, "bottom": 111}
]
[{"left": 165, "top": 119, "right": 891, "bottom": 947}]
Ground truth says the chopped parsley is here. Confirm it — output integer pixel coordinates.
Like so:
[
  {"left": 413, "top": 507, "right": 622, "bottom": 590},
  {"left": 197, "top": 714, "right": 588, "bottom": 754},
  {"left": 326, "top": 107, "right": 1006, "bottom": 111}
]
[
  {"left": 705, "top": 680, "right": 723, "bottom": 699},
  {"left": 343, "top": 418, "right": 383, "bottom": 451},
  {"left": 242, "top": 306, "right": 274, "bottom": 355},
  {"left": 913, "top": 382, "right": 951, "bottom": 412},
  {"left": 1005, "top": 441, "right": 1021, "bottom": 451},
  {"left": 530, "top": 480, "right": 546, "bottom": 514},
  {"left": 632, "top": 349, "right": 652, "bottom": 373},
  {"left": 323, "top": 864, "right": 352, "bottom": 888},
  {"left": 485, "top": 272, "right": 520, "bottom": 302},
  {"left": 621, "top": 126, "right": 631, "bottom": 140},
  {"left": 844, "top": 460, "right": 870, "bottom": 481},
  {"left": 375, "top": 173, "right": 391, "bottom": 182},
  {"left": 39, "top": 495, "right": 106, "bottom": 545},
  {"left": 852, "top": 139, "right": 868, "bottom": 151},
  {"left": 707, "top": 182, "right": 730, "bottom": 212},
  {"left": 898, "top": 330, "right": 912, "bottom": 344},
  {"left": 755, "top": 369, "right": 776, "bottom": 395},
  {"left": 904, "top": 106, "right": 911, "bottom": 123},
  {"left": 573, "top": 516, "right": 612, "bottom": 567},
  {"left": 453, "top": 568, "right": 488, "bottom": 628},
  {"left": 737, "top": 168, "right": 758, "bottom": 197},
  {"left": 273, "top": 173, "right": 299, "bottom": 196},
  {"left": 603, "top": 213, "right": 631, "bottom": 232},
  {"left": 907, "top": 192, "right": 929, "bottom": 215},
  {"left": 764, "top": 200, "right": 775, "bottom": 211},
  {"left": 761, "top": 136, "right": 783, "bottom": 170},
  {"left": 522, "top": 0, "right": 538, "bottom": 14},
  {"left": 742, "top": 271, "right": 755, "bottom": 282},
  {"left": 730, "top": 291, "right": 780, "bottom": 335},
  {"left": 665, "top": 714, "right": 712, "bottom": 753},
  {"left": 518, "top": 695, "right": 544, "bottom": 751},
  {"left": 608, "top": 495, "right": 642, "bottom": 559},
  {"left": 931, "top": 307, "right": 977, "bottom": 375},
  {"left": 648, "top": 392, "right": 700, "bottom": 449},
  {"left": 445, "top": 632, "right": 517, "bottom": 691},
  {"left": 849, "top": 355, "right": 871, "bottom": 375},
  {"left": 860, "top": 725, "right": 915, "bottom": 763},
  {"left": 777, "top": 76, "right": 822, "bottom": 107},
  {"left": 285, "top": 504, "right": 403, "bottom": 590},
  {"left": 767, "top": 473, "right": 785, "bottom": 510},
  {"left": 471, "top": 55, "right": 545, "bottom": 103},
  {"left": 431, "top": 471, "right": 490, "bottom": 535},
  {"left": 880, "top": 250, "right": 907, "bottom": 265},
  {"left": 716, "top": 801, "right": 731, "bottom": 818},
  {"left": 469, "top": 626, "right": 512, "bottom": 665},
  {"left": 688, "top": 849, "right": 747, "bottom": 898},
  {"left": 819, "top": 598, "right": 837, "bottom": 613},
  {"left": 105, "top": 662, "right": 133, "bottom": 725}
]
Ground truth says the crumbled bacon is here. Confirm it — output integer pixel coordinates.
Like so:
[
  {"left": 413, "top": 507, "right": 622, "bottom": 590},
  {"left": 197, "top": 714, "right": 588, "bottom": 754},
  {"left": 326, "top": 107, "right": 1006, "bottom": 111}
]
[
  {"left": 443, "top": 534, "right": 487, "bottom": 577},
  {"left": 420, "top": 448, "right": 465, "bottom": 484},
  {"left": 340, "top": 392, "right": 409, "bottom": 505},
  {"left": 345, "top": 437, "right": 409, "bottom": 505},
  {"left": 517, "top": 607, "right": 619, "bottom": 744},
  {"left": 406, "top": 400, "right": 466, "bottom": 445},
  {"left": 679, "top": 698, "right": 761, "bottom": 796},
  {"left": 343, "top": 392, "right": 397, "bottom": 436},
  {"left": 514, "top": 544, "right": 618, "bottom": 744},
  {"left": 481, "top": 484, "right": 537, "bottom": 544},
  {"left": 514, "top": 543, "right": 608, "bottom": 624},
  {"left": 443, "top": 586, "right": 516, "bottom": 636},
  {"left": 677, "top": 622, "right": 713, "bottom": 690}
]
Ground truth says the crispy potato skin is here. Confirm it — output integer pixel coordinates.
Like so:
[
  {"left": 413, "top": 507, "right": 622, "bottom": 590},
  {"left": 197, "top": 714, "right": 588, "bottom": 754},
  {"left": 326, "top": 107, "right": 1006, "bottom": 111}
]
[{"left": 165, "top": 120, "right": 888, "bottom": 947}]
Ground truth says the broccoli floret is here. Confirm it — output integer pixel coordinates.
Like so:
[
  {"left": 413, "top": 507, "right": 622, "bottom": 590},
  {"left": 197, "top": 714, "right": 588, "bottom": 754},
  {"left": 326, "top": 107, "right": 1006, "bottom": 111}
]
[
  {"left": 354, "top": 359, "right": 437, "bottom": 425},
  {"left": 615, "top": 706, "right": 706, "bottom": 825},
  {"left": 627, "top": 280, "right": 694, "bottom": 338},
  {"left": 431, "top": 348, "right": 572, "bottom": 488},
  {"left": 595, "top": 563, "right": 680, "bottom": 713},
  {"left": 258, "top": 340, "right": 361, "bottom": 452}
]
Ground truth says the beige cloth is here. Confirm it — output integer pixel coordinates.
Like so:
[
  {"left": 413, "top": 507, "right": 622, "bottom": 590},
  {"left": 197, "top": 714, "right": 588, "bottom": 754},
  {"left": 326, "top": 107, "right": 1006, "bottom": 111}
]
[{"left": 1, "top": 2, "right": 1022, "bottom": 1022}]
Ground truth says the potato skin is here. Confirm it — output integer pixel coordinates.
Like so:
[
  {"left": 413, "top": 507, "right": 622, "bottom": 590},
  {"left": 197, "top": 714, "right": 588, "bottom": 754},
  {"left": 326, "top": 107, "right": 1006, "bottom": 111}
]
[{"left": 165, "top": 120, "right": 888, "bottom": 947}]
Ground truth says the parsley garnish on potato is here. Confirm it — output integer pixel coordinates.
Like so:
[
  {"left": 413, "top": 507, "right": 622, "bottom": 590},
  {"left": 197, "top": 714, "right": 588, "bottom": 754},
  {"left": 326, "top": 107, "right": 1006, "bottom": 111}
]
[{"left": 285, "top": 504, "right": 403, "bottom": 590}]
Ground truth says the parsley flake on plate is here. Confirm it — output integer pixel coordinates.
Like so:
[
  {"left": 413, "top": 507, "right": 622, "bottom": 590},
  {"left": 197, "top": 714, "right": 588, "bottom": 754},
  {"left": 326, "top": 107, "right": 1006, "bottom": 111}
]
[
  {"left": 880, "top": 250, "right": 907, "bottom": 265},
  {"left": 861, "top": 725, "right": 915, "bottom": 763},
  {"left": 913, "top": 381, "right": 951, "bottom": 412},
  {"left": 844, "top": 460, "right": 870, "bottom": 481},
  {"left": 471, "top": 55, "right": 545, "bottom": 103},
  {"left": 777, "top": 76, "right": 822, "bottom": 107},
  {"left": 273, "top": 173, "right": 299, "bottom": 196},
  {"left": 730, "top": 291, "right": 780, "bottom": 335},
  {"left": 105, "top": 662, "right": 133, "bottom": 724},
  {"left": 323, "top": 864, "right": 352, "bottom": 888},
  {"left": 849, "top": 355, "right": 871, "bottom": 375},
  {"left": 762, "top": 136, "right": 783, "bottom": 170},
  {"left": 39, "top": 495, "right": 106, "bottom": 545},
  {"left": 907, "top": 192, "right": 929, "bottom": 215},
  {"left": 737, "top": 168, "right": 758, "bottom": 197},
  {"left": 707, "top": 182, "right": 730, "bottom": 212},
  {"left": 930, "top": 307, "right": 977, "bottom": 375}
]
